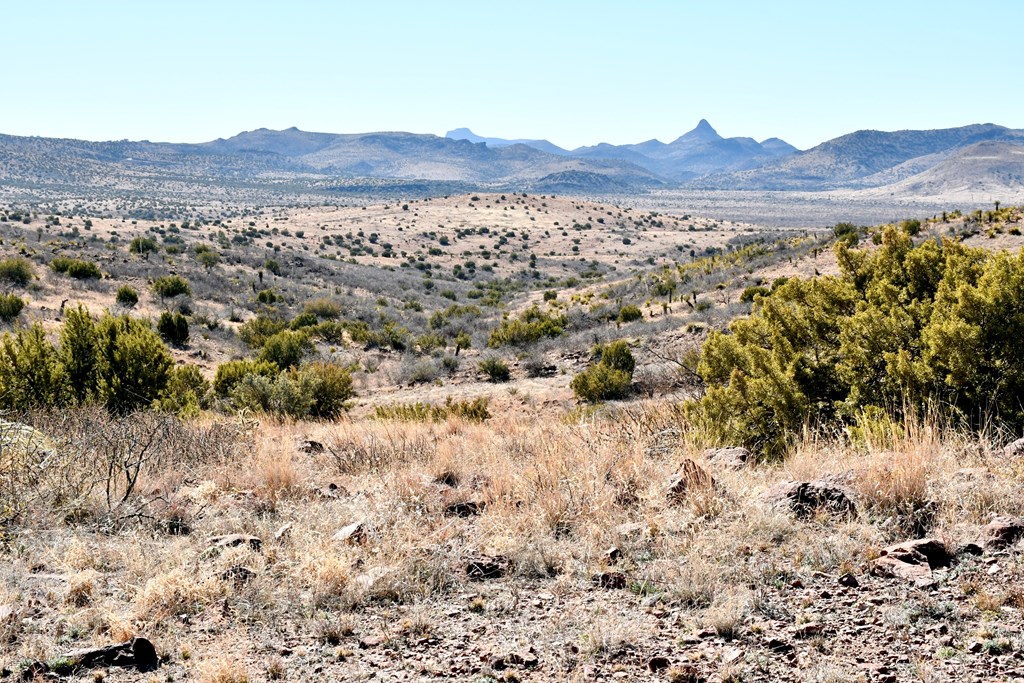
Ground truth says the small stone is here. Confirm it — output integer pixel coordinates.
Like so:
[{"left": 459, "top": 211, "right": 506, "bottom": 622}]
[
  {"left": 274, "top": 523, "right": 292, "bottom": 541},
  {"left": 221, "top": 565, "right": 256, "bottom": 585},
  {"left": 297, "top": 439, "right": 324, "bottom": 454},
  {"left": 209, "top": 534, "right": 262, "bottom": 552},
  {"left": 465, "top": 555, "right": 507, "bottom": 580},
  {"left": 604, "top": 546, "right": 622, "bottom": 563},
  {"left": 444, "top": 500, "right": 485, "bottom": 517},
  {"left": 838, "top": 572, "right": 860, "bottom": 588},
  {"left": 703, "top": 446, "right": 750, "bottom": 469},
  {"left": 647, "top": 656, "right": 671, "bottom": 672},
  {"left": 667, "top": 458, "right": 716, "bottom": 502},
  {"left": 592, "top": 571, "right": 627, "bottom": 590},
  {"left": 334, "top": 521, "right": 366, "bottom": 544},
  {"left": 794, "top": 622, "right": 824, "bottom": 638},
  {"left": 762, "top": 479, "right": 856, "bottom": 518}
]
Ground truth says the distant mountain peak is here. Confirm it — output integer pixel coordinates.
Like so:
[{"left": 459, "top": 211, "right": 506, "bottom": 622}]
[{"left": 672, "top": 119, "right": 722, "bottom": 145}]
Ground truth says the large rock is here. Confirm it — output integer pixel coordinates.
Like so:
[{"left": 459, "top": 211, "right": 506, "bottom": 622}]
[
  {"left": 703, "top": 446, "right": 750, "bottom": 469},
  {"left": 667, "top": 459, "right": 716, "bottom": 502},
  {"left": 871, "top": 538, "right": 951, "bottom": 582},
  {"left": 59, "top": 637, "right": 158, "bottom": 673},
  {"left": 981, "top": 516, "right": 1024, "bottom": 549},
  {"left": 762, "top": 479, "right": 856, "bottom": 518},
  {"left": 1004, "top": 437, "right": 1024, "bottom": 458}
]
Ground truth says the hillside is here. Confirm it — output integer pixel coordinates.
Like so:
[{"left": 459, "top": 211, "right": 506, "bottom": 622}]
[
  {"left": 2, "top": 197, "right": 1024, "bottom": 682},
  {"left": 702, "top": 123, "right": 1024, "bottom": 191},
  {"left": 0, "top": 129, "right": 663, "bottom": 196}
]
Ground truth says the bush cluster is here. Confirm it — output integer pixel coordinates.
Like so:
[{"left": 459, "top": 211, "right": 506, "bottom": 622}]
[
  {"left": 689, "top": 227, "right": 1024, "bottom": 458},
  {"left": 0, "top": 307, "right": 173, "bottom": 414},
  {"left": 571, "top": 340, "right": 635, "bottom": 402},
  {"left": 488, "top": 306, "right": 566, "bottom": 347}
]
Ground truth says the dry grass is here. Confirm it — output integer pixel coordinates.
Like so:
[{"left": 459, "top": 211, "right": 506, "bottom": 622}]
[{"left": 1, "top": 401, "right": 1022, "bottom": 678}]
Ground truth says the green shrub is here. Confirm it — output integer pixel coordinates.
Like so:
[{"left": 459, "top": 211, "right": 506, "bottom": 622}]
[
  {"left": 570, "top": 364, "right": 632, "bottom": 403},
  {"left": 0, "top": 324, "right": 70, "bottom": 411},
  {"left": 228, "top": 362, "right": 354, "bottom": 419},
  {"left": 51, "top": 257, "right": 101, "bottom": 279},
  {"left": 571, "top": 341, "right": 635, "bottom": 402},
  {"left": 478, "top": 356, "right": 510, "bottom": 382},
  {"left": 115, "top": 285, "right": 139, "bottom": 307},
  {"left": 155, "top": 365, "right": 211, "bottom": 416},
  {"left": 689, "top": 226, "right": 1024, "bottom": 459},
  {"left": 157, "top": 311, "right": 190, "bottom": 346},
  {"left": 256, "top": 288, "right": 282, "bottom": 305},
  {"left": 129, "top": 236, "right": 159, "bottom": 254},
  {"left": 298, "top": 362, "right": 355, "bottom": 419},
  {"left": 151, "top": 275, "right": 190, "bottom": 299},
  {"left": 832, "top": 222, "right": 859, "bottom": 246},
  {"left": 290, "top": 312, "right": 318, "bottom": 330},
  {"left": 617, "top": 304, "right": 642, "bottom": 323},
  {"left": 0, "top": 294, "right": 25, "bottom": 322},
  {"left": 258, "top": 330, "right": 312, "bottom": 370},
  {"left": 263, "top": 258, "right": 281, "bottom": 276},
  {"left": 740, "top": 286, "right": 770, "bottom": 303},
  {"left": 94, "top": 315, "right": 174, "bottom": 414},
  {"left": 0, "top": 257, "right": 34, "bottom": 286},
  {"left": 238, "top": 315, "right": 286, "bottom": 348},
  {"left": 213, "top": 359, "right": 278, "bottom": 397},
  {"left": 488, "top": 306, "right": 567, "bottom": 347},
  {"left": 303, "top": 298, "right": 342, "bottom": 320},
  {"left": 60, "top": 305, "right": 98, "bottom": 404}
]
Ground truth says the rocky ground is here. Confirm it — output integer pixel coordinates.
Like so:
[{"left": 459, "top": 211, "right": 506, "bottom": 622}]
[{"left": 4, "top": 413, "right": 1024, "bottom": 683}]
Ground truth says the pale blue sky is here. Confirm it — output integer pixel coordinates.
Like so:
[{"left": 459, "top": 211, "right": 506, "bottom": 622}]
[{"left": 4, "top": 1, "right": 1021, "bottom": 150}]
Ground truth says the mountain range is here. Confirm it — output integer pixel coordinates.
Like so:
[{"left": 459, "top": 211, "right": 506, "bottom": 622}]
[
  {"left": 446, "top": 120, "right": 798, "bottom": 181},
  {"left": 1, "top": 121, "right": 1022, "bottom": 198}
]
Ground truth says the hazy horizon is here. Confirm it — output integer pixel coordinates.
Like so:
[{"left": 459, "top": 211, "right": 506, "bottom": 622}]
[{"left": 4, "top": 1, "right": 1022, "bottom": 150}]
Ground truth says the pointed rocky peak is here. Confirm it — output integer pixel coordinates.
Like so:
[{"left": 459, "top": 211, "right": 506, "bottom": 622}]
[{"left": 672, "top": 119, "right": 722, "bottom": 145}]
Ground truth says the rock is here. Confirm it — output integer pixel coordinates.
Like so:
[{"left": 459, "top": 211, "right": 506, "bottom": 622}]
[
  {"left": 297, "top": 439, "right": 324, "bottom": 454},
  {"left": 871, "top": 538, "right": 950, "bottom": 582},
  {"left": 465, "top": 555, "right": 507, "bottom": 580},
  {"left": 664, "top": 664, "right": 704, "bottom": 683},
  {"left": 838, "top": 572, "right": 860, "bottom": 588},
  {"left": 667, "top": 458, "right": 716, "bottom": 502},
  {"left": 1004, "top": 437, "right": 1024, "bottom": 458},
  {"left": 491, "top": 650, "right": 538, "bottom": 670},
  {"left": 314, "top": 482, "right": 345, "bottom": 499},
  {"left": 221, "top": 565, "right": 256, "bottom": 585},
  {"left": 762, "top": 479, "right": 856, "bottom": 518},
  {"left": 359, "top": 635, "right": 386, "bottom": 649},
  {"left": 592, "top": 571, "right": 627, "bottom": 589},
  {"left": 613, "top": 522, "right": 647, "bottom": 539},
  {"left": 274, "top": 523, "right": 292, "bottom": 541},
  {"left": 958, "top": 542, "right": 984, "bottom": 557},
  {"left": 604, "top": 546, "right": 622, "bottom": 564},
  {"left": 647, "top": 656, "right": 671, "bottom": 672},
  {"left": 19, "top": 661, "right": 48, "bottom": 681},
  {"left": 434, "top": 470, "right": 460, "bottom": 487},
  {"left": 58, "top": 637, "right": 158, "bottom": 673},
  {"left": 793, "top": 622, "right": 824, "bottom": 638},
  {"left": 766, "top": 637, "right": 795, "bottom": 657},
  {"left": 334, "top": 521, "right": 366, "bottom": 544},
  {"left": 703, "top": 446, "right": 750, "bottom": 469},
  {"left": 444, "top": 500, "right": 485, "bottom": 517},
  {"left": 981, "top": 516, "right": 1024, "bottom": 549},
  {"left": 209, "top": 534, "right": 262, "bottom": 552}
]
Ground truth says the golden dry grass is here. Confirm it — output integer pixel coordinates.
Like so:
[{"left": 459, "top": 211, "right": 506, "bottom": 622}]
[{"left": 3, "top": 403, "right": 1024, "bottom": 679}]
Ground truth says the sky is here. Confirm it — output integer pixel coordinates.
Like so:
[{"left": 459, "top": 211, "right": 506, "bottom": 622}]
[{"left": 3, "top": 1, "right": 1021, "bottom": 150}]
